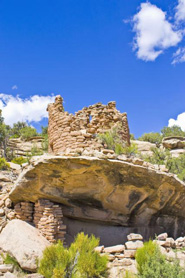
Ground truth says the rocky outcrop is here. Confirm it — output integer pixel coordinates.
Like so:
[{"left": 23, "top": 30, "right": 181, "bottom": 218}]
[
  {"left": 0, "top": 220, "right": 50, "bottom": 272},
  {"left": 131, "top": 140, "right": 155, "bottom": 156},
  {"left": 162, "top": 136, "right": 185, "bottom": 150},
  {"left": 9, "top": 155, "right": 185, "bottom": 244},
  {"left": 0, "top": 137, "right": 44, "bottom": 158}
]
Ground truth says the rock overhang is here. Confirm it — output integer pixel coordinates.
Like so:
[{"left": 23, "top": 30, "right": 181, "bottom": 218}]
[{"left": 9, "top": 155, "right": 185, "bottom": 233}]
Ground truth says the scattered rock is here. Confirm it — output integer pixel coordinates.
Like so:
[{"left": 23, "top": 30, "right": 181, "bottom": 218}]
[
  {"left": 5, "top": 199, "right": 12, "bottom": 209},
  {"left": 125, "top": 241, "right": 143, "bottom": 250},
  {"left": 127, "top": 233, "right": 143, "bottom": 241},
  {"left": 119, "top": 258, "right": 133, "bottom": 266},
  {"left": 124, "top": 250, "right": 136, "bottom": 258},
  {"left": 104, "top": 245, "right": 125, "bottom": 254},
  {"left": 3, "top": 272, "right": 16, "bottom": 278},
  {"left": 162, "top": 237, "right": 175, "bottom": 248},
  {"left": 0, "top": 209, "right": 5, "bottom": 217},
  {"left": 94, "top": 246, "right": 104, "bottom": 253},
  {"left": 157, "top": 233, "right": 168, "bottom": 241},
  {"left": 0, "top": 220, "right": 50, "bottom": 272},
  {"left": 0, "top": 265, "right": 13, "bottom": 273}
]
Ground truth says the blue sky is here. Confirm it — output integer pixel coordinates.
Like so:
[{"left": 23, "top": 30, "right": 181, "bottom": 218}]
[{"left": 0, "top": 0, "right": 185, "bottom": 137}]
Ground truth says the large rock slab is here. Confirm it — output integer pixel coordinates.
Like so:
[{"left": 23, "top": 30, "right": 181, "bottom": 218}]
[
  {"left": 9, "top": 156, "right": 185, "bottom": 238},
  {"left": 162, "top": 136, "right": 185, "bottom": 150},
  {"left": 0, "top": 220, "right": 50, "bottom": 271}
]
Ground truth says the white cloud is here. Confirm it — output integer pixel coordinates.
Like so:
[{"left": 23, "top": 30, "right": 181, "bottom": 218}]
[
  {"left": 0, "top": 94, "right": 56, "bottom": 126},
  {"left": 133, "top": 2, "right": 182, "bottom": 61},
  {"left": 172, "top": 47, "right": 185, "bottom": 63},
  {"left": 169, "top": 112, "right": 185, "bottom": 131},
  {"left": 175, "top": 0, "right": 185, "bottom": 22},
  {"left": 11, "top": 85, "right": 18, "bottom": 90}
]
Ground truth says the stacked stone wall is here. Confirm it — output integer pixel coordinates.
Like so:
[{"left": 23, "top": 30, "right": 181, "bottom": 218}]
[
  {"left": 15, "top": 199, "right": 66, "bottom": 243},
  {"left": 47, "top": 96, "right": 130, "bottom": 155},
  {"left": 14, "top": 202, "right": 34, "bottom": 223},
  {"left": 34, "top": 199, "right": 66, "bottom": 243}
]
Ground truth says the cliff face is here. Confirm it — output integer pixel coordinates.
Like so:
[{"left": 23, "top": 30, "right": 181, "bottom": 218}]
[{"left": 9, "top": 155, "right": 185, "bottom": 245}]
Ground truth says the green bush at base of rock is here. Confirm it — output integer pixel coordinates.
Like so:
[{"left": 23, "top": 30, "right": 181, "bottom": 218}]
[
  {"left": 166, "top": 153, "right": 185, "bottom": 182},
  {"left": 142, "top": 147, "right": 171, "bottom": 165},
  {"left": 0, "top": 157, "right": 10, "bottom": 170},
  {"left": 11, "top": 156, "right": 28, "bottom": 165},
  {"left": 39, "top": 232, "right": 108, "bottom": 278},
  {"left": 136, "top": 241, "right": 185, "bottom": 278},
  {"left": 138, "top": 132, "right": 162, "bottom": 145}
]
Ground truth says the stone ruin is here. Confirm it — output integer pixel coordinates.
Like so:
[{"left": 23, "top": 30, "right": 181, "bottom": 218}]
[
  {"left": 47, "top": 95, "right": 130, "bottom": 155},
  {"left": 14, "top": 199, "right": 66, "bottom": 244}
]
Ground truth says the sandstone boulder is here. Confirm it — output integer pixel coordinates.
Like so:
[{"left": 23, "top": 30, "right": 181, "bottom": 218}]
[
  {"left": 127, "top": 233, "right": 143, "bottom": 241},
  {"left": 170, "top": 149, "right": 185, "bottom": 158},
  {"left": 104, "top": 245, "right": 125, "bottom": 254},
  {"left": 157, "top": 233, "right": 168, "bottom": 241},
  {"left": 162, "top": 137, "right": 185, "bottom": 150},
  {"left": 132, "top": 140, "right": 155, "bottom": 156},
  {"left": 0, "top": 220, "right": 50, "bottom": 271},
  {"left": 125, "top": 241, "right": 143, "bottom": 250}
]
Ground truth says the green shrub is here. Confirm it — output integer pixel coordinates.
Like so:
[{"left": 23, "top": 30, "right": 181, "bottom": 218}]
[
  {"left": 142, "top": 147, "right": 171, "bottom": 165},
  {"left": 121, "top": 142, "right": 138, "bottom": 156},
  {"left": 166, "top": 153, "right": 185, "bottom": 182},
  {"left": 20, "top": 126, "right": 38, "bottom": 140},
  {"left": 136, "top": 240, "right": 157, "bottom": 275},
  {"left": 123, "top": 271, "right": 137, "bottom": 278},
  {"left": 39, "top": 241, "right": 71, "bottom": 278},
  {"left": 41, "top": 126, "right": 48, "bottom": 136},
  {"left": 161, "top": 125, "right": 185, "bottom": 138},
  {"left": 10, "top": 121, "right": 27, "bottom": 138},
  {"left": 136, "top": 240, "right": 185, "bottom": 278},
  {"left": 0, "top": 157, "right": 10, "bottom": 170},
  {"left": 42, "top": 135, "right": 48, "bottom": 152},
  {"left": 98, "top": 125, "right": 132, "bottom": 155},
  {"left": 138, "top": 132, "right": 162, "bottom": 145},
  {"left": 31, "top": 144, "right": 43, "bottom": 156},
  {"left": 3, "top": 253, "right": 20, "bottom": 270},
  {"left": 39, "top": 232, "right": 108, "bottom": 278},
  {"left": 11, "top": 156, "right": 28, "bottom": 165},
  {"left": 130, "top": 133, "right": 135, "bottom": 140}
]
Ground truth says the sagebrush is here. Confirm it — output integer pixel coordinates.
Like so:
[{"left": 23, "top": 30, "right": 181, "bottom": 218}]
[{"left": 39, "top": 232, "right": 108, "bottom": 278}]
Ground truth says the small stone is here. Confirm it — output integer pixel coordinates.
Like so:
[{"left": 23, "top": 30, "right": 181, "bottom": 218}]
[
  {"left": 119, "top": 258, "right": 133, "bottom": 266},
  {"left": 7, "top": 211, "right": 16, "bottom": 220},
  {"left": 0, "top": 264, "right": 13, "bottom": 273},
  {"left": 157, "top": 233, "right": 168, "bottom": 241},
  {"left": 125, "top": 240, "right": 143, "bottom": 250},
  {"left": 115, "top": 254, "right": 125, "bottom": 259},
  {"left": 104, "top": 245, "right": 125, "bottom": 254},
  {"left": 0, "top": 200, "right": 5, "bottom": 207},
  {"left": 94, "top": 246, "right": 104, "bottom": 253},
  {"left": 162, "top": 238, "right": 175, "bottom": 248},
  {"left": 176, "top": 237, "right": 185, "bottom": 243},
  {"left": 102, "top": 253, "right": 115, "bottom": 261},
  {"left": 127, "top": 233, "right": 143, "bottom": 241},
  {"left": 3, "top": 272, "right": 17, "bottom": 278},
  {"left": 0, "top": 209, "right": 5, "bottom": 217},
  {"left": 124, "top": 250, "right": 136, "bottom": 258},
  {"left": 5, "top": 199, "right": 12, "bottom": 208}
]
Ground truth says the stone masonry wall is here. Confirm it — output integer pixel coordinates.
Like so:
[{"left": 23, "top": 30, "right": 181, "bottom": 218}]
[
  {"left": 47, "top": 95, "right": 130, "bottom": 155},
  {"left": 15, "top": 199, "right": 66, "bottom": 243}
]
